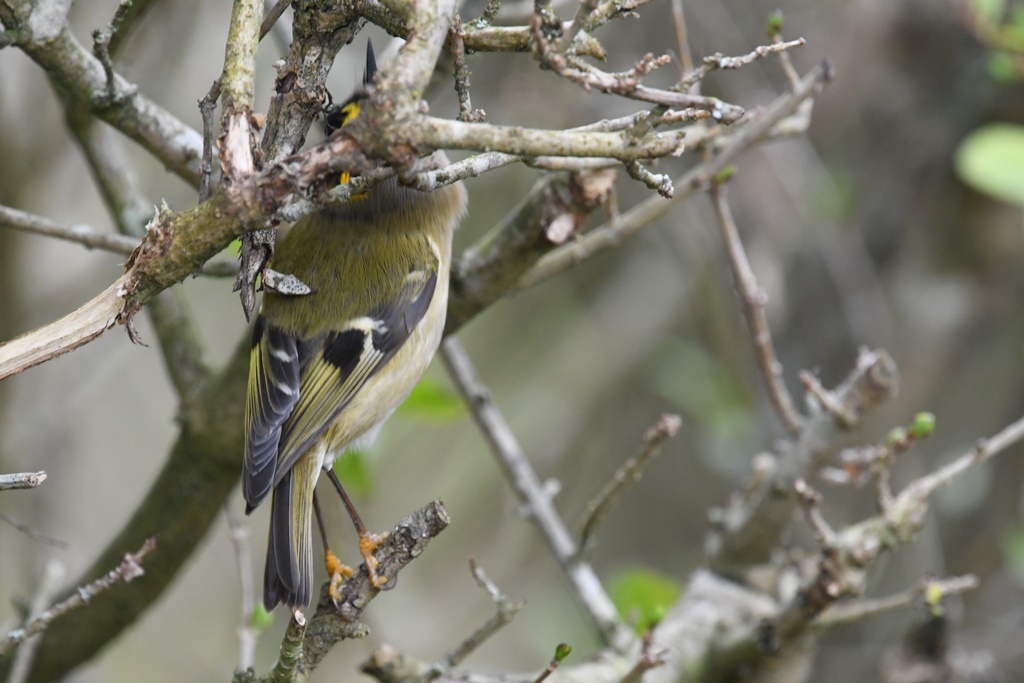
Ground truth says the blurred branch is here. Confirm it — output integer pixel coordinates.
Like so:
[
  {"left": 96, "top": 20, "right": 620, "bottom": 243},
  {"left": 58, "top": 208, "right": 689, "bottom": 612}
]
[
  {"left": 577, "top": 414, "right": 681, "bottom": 558},
  {"left": 0, "top": 206, "right": 139, "bottom": 254},
  {"left": 2, "top": 339, "right": 249, "bottom": 682},
  {"left": 0, "top": 471, "right": 47, "bottom": 491},
  {"left": 226, "top": 514, "right": 257, "bottom": 673},
  {"left": 814, "top": 575, "right": 979, "bottom": 629},
  {"left": 0, "top": 204, "right": 236, "bottom": 274},
  {"left": 0, "top": 1, "right": 203, "bottom": 186},
  {"left": 707, "top": 348, "right": 899, "bottom": 572},
  {"left": 0, "top": 539, "right": 155, "bottom": 659},
  {"left": 5, "top": 560, "right": 63, "bottom": 683},
  {"left": 0, "top": 512, "right": 66, "bottom": 549},
  {"left": 417, "top": 560, "right": 525, "bottom": 680},
  {"left": 440, "top": 337, "right": 635, "bottom": 652},
  {"left": 708, "top": 183, "right": 803, "bottom": 435}
]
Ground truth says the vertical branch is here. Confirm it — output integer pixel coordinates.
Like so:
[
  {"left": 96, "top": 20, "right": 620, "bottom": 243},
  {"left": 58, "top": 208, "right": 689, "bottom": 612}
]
[
  {"left": 441, "top": 337, "right": 634, "bottom": 652},
  {"left": 708, "top": 182, "right": 803, "bottom": 435}
]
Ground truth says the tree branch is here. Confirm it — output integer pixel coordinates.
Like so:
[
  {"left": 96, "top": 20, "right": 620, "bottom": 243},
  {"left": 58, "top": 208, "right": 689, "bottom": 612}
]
[
  {"left": 0, "top": 0, "right": 204, "bottom": 186},
  {"left": 440, "top": 337, "right": 635, "bottom": 652}
]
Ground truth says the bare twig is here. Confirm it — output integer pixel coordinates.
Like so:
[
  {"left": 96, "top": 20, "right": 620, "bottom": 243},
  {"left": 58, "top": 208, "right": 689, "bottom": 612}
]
[
  {"left": 814, "top": 575, "right": 979, "bottom": 629},
  {"left": 450, "top": 15, "right": 485, "bottom": 123},
  {"left": 0, "top": 538, "right": 156, "bottom": 658},
  {"left": 532, "top": 20, "right": 745, "bottom": 124},
  {"left": 441, "top": 337, "right": 634, "bottom": 652},
  {"left": 0, "top": 204, "right": 237, "bottom": 275},
  {"left": 578, "top": 414, "right": 681, "bottom": 557},
  {"left": 670, "top": 0, "right": 694, "bottom": 84},
  {"left": 0, "top": 511, "right": 66, "bottom": 549},
  {"left": 767, "top": 13, "right": 802, "bottom": 91},
  {"left": 709, "top": 182, "right": 802, "bottom": 435},
  {"left": 531, "top": 643, "right": 572, "bottom": 683},
  {"left": 6, "top": 560, "right": 64, "bottom": 683},
  {"left": 519, "top": 61, "right": 834, "bottom": 290},
  {"left": 0, "top": 472, "right": 47, "bottom": 491},
  {"left": 0, "top": 205, "right": 138, "bottom": 254},
  {"left": 260, "top": 0, "right": 292, "bottom": 42},
  {"left": 420, "top": 560, "right": 525, "bottom": 680},
  {"left": 199, "top": 79, "right": 223, "bottom": 203},
  {"left": 227, "top": 512, "right": 258, "bottom": 672},
  {"left": 678, "top": 38, "right": 806, "bottom": 92}
]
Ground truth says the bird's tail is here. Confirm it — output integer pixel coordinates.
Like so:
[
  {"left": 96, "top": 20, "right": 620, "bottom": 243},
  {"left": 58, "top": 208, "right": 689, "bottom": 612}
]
[{"left": 263, "top": 457, "right": 318, "bottom": 610}]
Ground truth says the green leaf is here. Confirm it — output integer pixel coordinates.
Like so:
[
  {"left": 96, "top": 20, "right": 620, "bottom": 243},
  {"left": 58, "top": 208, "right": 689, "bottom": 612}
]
[
  {"left": 398, "top": 376, "right": 464, "bottom": 422},
  {"left": 333, "top": 448, "right": 373, "bottom": 497},
  {"left": 610, "top": 568, "right": 682, "bottom": 633},
  {"left": 955, "top": 123, "right": 1024, "bottom": 205},
  {"left": 249, "top": 603, "right": 274, "bottom": 632},
  {"left": 908, "top": 412, "right": 937, "bottom": 440},
  {"left": 553, "top": 642, "right": 572, "bottom": 662}
]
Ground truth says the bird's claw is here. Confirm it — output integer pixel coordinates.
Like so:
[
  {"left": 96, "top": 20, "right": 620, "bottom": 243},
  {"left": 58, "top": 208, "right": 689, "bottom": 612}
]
[{"left": 359, "top": 531, "right": 389, "bottom": 589}]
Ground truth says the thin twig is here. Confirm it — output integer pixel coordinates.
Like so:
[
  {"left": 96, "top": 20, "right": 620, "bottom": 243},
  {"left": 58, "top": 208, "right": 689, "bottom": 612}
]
[
  {"left": 0, "top": 204, "right": 237, "bottom": 275},
  {"left": 226, "top": 511, "right": 258, "bottom": 672},
  {"left": 0, "top": 206, "right": 139, "bottom": 254},
  {"left": 767, "top": 13, "right": 802, "bottom": 91},
  {"left": 0, "top": 471, "right": 47, "bottom": 491},
  {"left": 0, "top": 511, "right": 67, "bottom": 549},
  {"left": 260, "top": 0, "right": 292, "bottom": 42},
  {"left": 531, "top": 643, "right": 572, "bottom": 683},
  {"left": 440, "top": 337, "right": 634, "bottom": 652},
  {"left": 0, "top": 538, "right": 156, "bottom": 658},
  {"left": 421, "top": 560, "right": 525, "bottom": 680},
  {"left": 669, "top": 0, "right": 694, "bottom": 85},
  {"left": 709, "top": 182, "right": 803, "bottom": 435},
  {"left": 678, "top": 38, "right": 806, "bottom": 92},
  {"left": 578, "top": 414, "right": 681, "bottom": 558},
  {"left": 450, "top": 14, "right": 485, "bottom": 123},
  {"left": 198, "top": 79, "right": 223, "bottom": 203},
  {"left": 814, "top": 575, "right": 979, "bottom": 629},
  {"left": 519, "top": 61, "right": 834, "bottom": 290},
  {"left": 6, "top": 560, "right": 64, "bottom": 683}
]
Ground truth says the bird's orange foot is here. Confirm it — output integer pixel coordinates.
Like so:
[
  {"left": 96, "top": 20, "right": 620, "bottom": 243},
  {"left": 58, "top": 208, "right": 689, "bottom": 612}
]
[
  {"left": 325, "top": 549, "right": 354, "bottom": 604},
  {"left": 359, "top": 531, "right": 389, "bottom": 589}
]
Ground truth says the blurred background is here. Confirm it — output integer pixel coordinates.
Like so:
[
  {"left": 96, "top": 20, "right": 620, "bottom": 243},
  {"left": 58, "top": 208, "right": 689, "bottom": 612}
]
[{"left": 2, "top": 0, "right": 1024, "bottom": 680}]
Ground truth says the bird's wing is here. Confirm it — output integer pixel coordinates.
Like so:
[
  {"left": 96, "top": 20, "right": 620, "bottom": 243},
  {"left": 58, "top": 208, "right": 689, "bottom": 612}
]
[{"left": 243, "top": 265, "right": 438, "bottom": 510}]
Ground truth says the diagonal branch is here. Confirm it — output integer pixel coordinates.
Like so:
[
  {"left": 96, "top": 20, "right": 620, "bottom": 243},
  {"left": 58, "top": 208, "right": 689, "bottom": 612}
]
[{"left": 440, "top": 337, "right": 635, "bottom": 652}]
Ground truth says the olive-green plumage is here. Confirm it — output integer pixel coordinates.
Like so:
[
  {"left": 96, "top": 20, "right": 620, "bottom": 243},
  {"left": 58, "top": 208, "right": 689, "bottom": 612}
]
[{"left": 243, "top": 44, "right": 467, "bottom": 610}]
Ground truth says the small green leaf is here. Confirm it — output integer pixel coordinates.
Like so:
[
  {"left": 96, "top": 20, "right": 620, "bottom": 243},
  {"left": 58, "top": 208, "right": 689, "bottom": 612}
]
[
  {"left": 766, "top": 10, "right": 784, "bottom": 37},
  {"left": 554, "top": 642, "right": 572, "bottom": 662},
  {"left": 227, "top": 238, "right": 242, "bottom": 256},
  {"left": 909, "top": 412, "right": 936, "bottom": 440},
  {"left": 713, "top": 164, "right": 737, "bottom": 185},
  {"left": 333, "top": 449, "right": 373, "bottom": 497},
  {"left": 249, "top": 603, "right": 274, "bottom": 631},
  {"left": 398, "top": 377, "right": 464, "bottom": 422},
  {"left": 610, "top": 568, "right": 682, "bottom": 634},
  {"left": 955, "top": 123, "right": 1024, "bottom": 205}
]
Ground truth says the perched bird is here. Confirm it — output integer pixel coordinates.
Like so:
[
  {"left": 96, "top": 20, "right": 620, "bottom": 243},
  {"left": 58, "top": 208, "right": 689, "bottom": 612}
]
[{"left": 243, "top": 43, "right": 468, "bottom": 611}]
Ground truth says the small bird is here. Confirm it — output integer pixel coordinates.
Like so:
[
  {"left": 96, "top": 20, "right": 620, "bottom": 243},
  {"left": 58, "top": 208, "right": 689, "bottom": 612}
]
[{"left": 243, "top": 42, "right": 467, "bottom": 611}]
